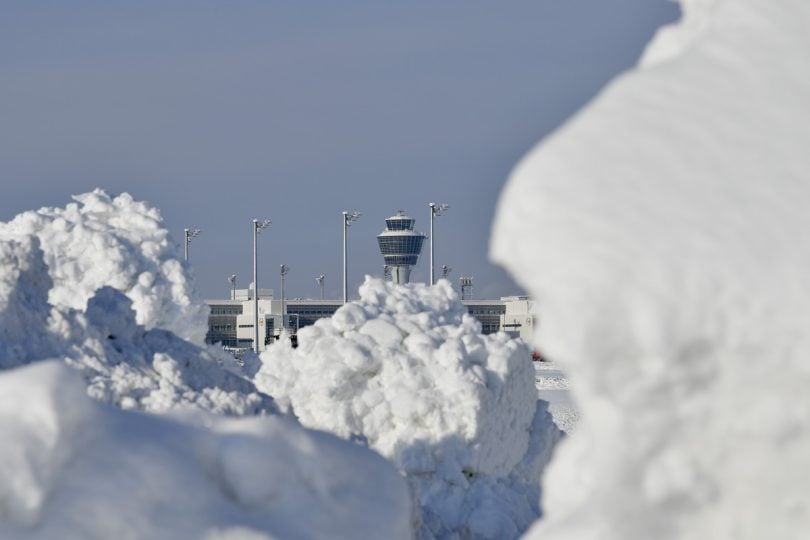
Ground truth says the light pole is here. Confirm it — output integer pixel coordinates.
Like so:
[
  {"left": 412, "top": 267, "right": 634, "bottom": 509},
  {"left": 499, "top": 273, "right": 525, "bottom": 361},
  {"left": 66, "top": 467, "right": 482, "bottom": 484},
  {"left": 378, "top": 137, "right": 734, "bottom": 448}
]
[
  {"left": 428, "top": 203, "right": 449, "bottom": 285},
  {"left": 280, "top": 264, "right": 289, "bottom": 330},
  {"left": 315, "top": 274, "right": 325, "bottom": 300},
  {"left": 183, "top": 228, "right": 201, "bottom": 261},
  {"left": 252, "top": 218, "right": 271, "bottom": 352},
  {"left": 342, "top": 210, "right": 361, "bottom": 304},
  {"left": 228, "top": 274, "right": 237, "bottom": 300}
]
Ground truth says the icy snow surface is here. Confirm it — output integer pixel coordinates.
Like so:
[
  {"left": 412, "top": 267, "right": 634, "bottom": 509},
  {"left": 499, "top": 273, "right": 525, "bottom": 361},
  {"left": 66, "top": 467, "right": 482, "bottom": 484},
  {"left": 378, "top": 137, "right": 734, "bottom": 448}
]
[
  {"left": 492, "top": 0, "right": 810, "bottom": 538},
  {"left": 0, "top": 189, "right": 208, "bottom": 343},
  {"left": 255, "top": 278, "right": 562, "bottom": 539},
  {"left": 0, "top": 361, "right": 411, "bottom": 540}
]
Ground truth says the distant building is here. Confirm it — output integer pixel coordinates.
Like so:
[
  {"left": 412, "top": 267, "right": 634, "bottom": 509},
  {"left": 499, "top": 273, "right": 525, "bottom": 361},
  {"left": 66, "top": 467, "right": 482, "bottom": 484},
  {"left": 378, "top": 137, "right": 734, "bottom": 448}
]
[
  {"left": 207, "top": 212, "right": 535, "bottom": 352},
  {"left": 377, "top": 211, "right": 426, "bottom": 285},
  {"left": 205, "top": 291, "right": 535, "bottom": 352}
]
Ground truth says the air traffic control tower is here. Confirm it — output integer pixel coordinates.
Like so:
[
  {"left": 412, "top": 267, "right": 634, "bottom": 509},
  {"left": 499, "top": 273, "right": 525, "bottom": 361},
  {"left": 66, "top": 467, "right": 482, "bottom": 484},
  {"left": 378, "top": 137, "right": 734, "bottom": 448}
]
[{"left": 377, "top": 211, "right": 426, "bottom": 284}]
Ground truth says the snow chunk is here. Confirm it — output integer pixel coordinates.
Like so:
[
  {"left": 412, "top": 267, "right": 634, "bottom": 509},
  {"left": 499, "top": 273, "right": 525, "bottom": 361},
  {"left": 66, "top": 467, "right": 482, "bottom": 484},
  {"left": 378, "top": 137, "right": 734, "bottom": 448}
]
[
  {"left": 0, "top": 361, "right": 412, "bottom": 539},
  {"left": 0, "top": 189, "right": 208, "bottom": 343},
  {"left": 0, "top": 203, "right": 272, "bottom": 416},
  {"left": 492, "top": 0, "right": 810, "bottom": 538},
  {"left": 255, "top": 277, "right": 561, "bottom": 539}
]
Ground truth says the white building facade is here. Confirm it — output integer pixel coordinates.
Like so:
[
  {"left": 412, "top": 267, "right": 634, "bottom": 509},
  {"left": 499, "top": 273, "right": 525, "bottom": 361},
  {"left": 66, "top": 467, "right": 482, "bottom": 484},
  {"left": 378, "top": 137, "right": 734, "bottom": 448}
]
[{"left": 206, "top": 290, "right": 536, "bottom": 352}]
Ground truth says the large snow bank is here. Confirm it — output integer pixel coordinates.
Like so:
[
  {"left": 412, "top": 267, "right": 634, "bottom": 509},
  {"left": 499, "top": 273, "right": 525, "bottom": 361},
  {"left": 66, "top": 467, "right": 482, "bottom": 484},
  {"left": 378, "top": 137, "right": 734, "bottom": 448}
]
[
  {"left": 0, "top": 360, "right": 412, "bottom": 540},
  {"left": 255, "top": 277, "right": 562, "bottom": 539},
  {"left": 0, "top": 215, "right": 270, "bottom": 415},
  {"left": 492, "top": 0, "right": 810, "bottom": 538},
  {"left": 0, "top": 192, "right": 414, "bottom": 538},
  {"left": 0, "top": 189, "right": 207, "bottom": 343}
]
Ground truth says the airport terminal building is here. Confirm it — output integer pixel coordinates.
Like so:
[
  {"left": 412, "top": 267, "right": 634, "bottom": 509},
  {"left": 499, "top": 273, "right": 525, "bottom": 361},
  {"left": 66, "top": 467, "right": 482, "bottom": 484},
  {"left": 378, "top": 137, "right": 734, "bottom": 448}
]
[
  {"left": 205, "top": 289, "right": 535, "bottom": 352},
  {"left": 205, "top": 211, "right": 535, "bottom": 352}
]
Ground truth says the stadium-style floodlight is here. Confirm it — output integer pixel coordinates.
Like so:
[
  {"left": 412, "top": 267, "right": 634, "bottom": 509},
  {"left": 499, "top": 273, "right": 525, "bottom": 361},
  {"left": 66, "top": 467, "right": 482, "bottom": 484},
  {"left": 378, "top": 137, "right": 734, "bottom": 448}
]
[
  {"left": 428, "top": 203, "right": 450, "bottom": 285},
  {"left": 315, "top": 274, "right": 325, "bottom": 300},
  {"left": 228, "top": 274, "right": 237, "bottom": 300},
  {"left": 252, "top": 218, "right": 271, "bottom": 352},
  {"left": 183, "top": 228, "right": 201, "bottom": 261},
  {"left": 342, "top": 210, "right": 361, "bottom": 304},
  {"left": 280, "top": 264, "right": 289, "bottom": 329},
  {"left": 442, "top": 265, "right": 452, "bottom": 280}
]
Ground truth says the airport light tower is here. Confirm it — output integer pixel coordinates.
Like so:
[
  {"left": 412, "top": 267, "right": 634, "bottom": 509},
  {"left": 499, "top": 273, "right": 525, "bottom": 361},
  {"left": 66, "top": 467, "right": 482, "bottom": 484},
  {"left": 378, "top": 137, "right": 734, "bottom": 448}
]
[
  {"left": 315, "top": 274, "right": 325, "bottom": 300},
  {"left": 442, "top": 265, "right": 452, "bottom": 280},
  {"left": 376, "top": 211, "right": 426, "bottom": 285},
  {"left": 342, "top": 211, "right": 362, "bottom": 304},
  {"left": 280, "top": 264, "right": 289, "bottom": 329},
  {"left": 228, "top": 274, "right": 237, "bottom": 300},
  {"left": 252, "top": 218, "right": 271, "bottom": 352},
  {"left": 428, "top": 203, "right": 449, "bottom": 285},
  {"left": 183, "top": 227, "right": 201, "bottom": 261}
]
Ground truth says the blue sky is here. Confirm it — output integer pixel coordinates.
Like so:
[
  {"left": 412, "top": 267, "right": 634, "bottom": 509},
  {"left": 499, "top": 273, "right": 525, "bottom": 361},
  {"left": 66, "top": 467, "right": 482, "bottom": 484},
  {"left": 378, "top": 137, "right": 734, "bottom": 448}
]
[{"left": 0, "top": 0, "right": 679, "bottom": 300}]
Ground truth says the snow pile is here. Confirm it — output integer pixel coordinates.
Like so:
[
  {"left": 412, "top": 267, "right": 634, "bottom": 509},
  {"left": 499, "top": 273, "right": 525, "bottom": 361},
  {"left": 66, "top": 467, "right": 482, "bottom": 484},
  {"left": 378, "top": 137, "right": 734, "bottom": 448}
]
[
  {"left": 255, "top": 277, "right": 561, "bottom": 539},
  {"left": 0, "top": 360, "right": 412, "bottom": 540},
  {"left": 0, "top": 193, "right": 414, "bottom": 538},
  {"left": 74, "top": 286, "right": 273, "bottom": 415},
  {"left": 0, "top": 189, "right": 208, "bottom": 343},
  {"left": 0, "top": 211, "right": 271, "bottom": 415},
  {"left": 492, "top": 0, "right": 810, "bottom": 538}
]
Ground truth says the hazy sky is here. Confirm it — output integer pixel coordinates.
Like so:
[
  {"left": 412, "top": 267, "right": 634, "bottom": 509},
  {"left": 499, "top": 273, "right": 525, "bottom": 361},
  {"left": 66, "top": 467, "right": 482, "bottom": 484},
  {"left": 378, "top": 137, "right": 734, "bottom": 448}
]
[{"left": 0, "top": 1, "right": 679, "bottom": 300}]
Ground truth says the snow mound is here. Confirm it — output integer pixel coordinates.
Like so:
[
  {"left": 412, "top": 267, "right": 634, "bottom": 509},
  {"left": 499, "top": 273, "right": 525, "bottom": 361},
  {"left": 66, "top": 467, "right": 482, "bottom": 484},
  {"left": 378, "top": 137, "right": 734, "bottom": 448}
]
[
  {"left": 74, "top": 286, "right": 273, "bottom": 415},
  {"left": 0, "top": 189, "right": 208, "bottom": 343},
  {"left": 492, "top": 0, "right": 810, "bottom": 538},
  {"left": 0, "top": 192, "right": 414, "bottom": 539},
  {"left": 0, "top": 360, "right": 412, "bottom": 540},
  {"left": 255, "top": 277, "right": 562, "bottom": 539},
  {"left": 0, "top": 196, "right": 271, "bottom": 415}
]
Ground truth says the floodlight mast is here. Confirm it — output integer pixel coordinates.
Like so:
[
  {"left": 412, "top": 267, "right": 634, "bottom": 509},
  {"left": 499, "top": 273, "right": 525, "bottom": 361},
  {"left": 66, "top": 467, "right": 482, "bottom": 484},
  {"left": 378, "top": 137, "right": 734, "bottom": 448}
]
[
  {"left": 228, "top": 274, "right": 237, "bottom": 300},
  {"left": 442, "top": 265, "right": 452, "bottom": 280},
  {"left": 428, "top": 203, "right": 449, "bottom": 286},
  {"left": 342, "top": 211, "right": 361, "bottom": 304},
  {"left": 252, "top": 218, "right": 271, "bottom": 352},
  {"left": 183, "top": 228, "right": 201, "bottom": 261},
  {"left": 315, "top": 274, "right": 325, "bottom": 300},
  {"left": 280, "top": 264, "right": 289, "bottom": 330}
]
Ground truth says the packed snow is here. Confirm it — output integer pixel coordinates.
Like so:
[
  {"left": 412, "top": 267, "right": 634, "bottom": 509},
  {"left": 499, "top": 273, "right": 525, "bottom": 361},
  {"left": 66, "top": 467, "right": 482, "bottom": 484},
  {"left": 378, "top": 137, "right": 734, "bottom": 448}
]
[
  {"left": 0, "top": 217, "right": 270, "bottom": 415},
  {"left": 0, "top": 191, "right": 416, "bottom": 539},
  {"left": 0, "top": 361, "right": 411, "bottom": 540},
  {"left": 255, "top": 278, "right": 562, "bottom": 539},
  {"left": 0, "top": 188, "right": 566, "bottom": 539},
  {"left": 0, "top": 189, "right": 208, "bottom": 343},
  {"left": 492, "top": 0, "right": 810, "bottom": 538}
]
